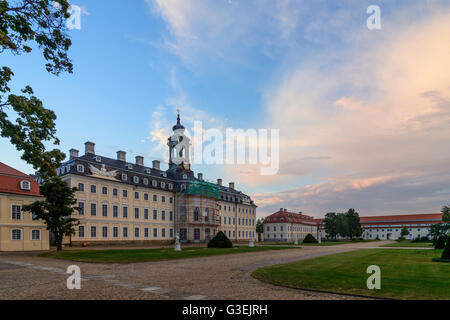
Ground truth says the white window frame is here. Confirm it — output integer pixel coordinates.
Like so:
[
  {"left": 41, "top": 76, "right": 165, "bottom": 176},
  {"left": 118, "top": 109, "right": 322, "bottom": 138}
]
[
  {"left": 77, "top": 164, "right": 84, "bottom": 173},
  {"left": 11, "top": 204, "right": 22, "bottom": 220},
  {"left": 133, "top": 176, "right": 139, "bottom": 184},
  {"left": 31, "top": 229, "right": 41, "bottom": 240},
  {"left": 20, "top": 180, "right": 31, "bottom": 190},
  {"left": 121, "top": 173, "right": 127, "bottom": 181},
  {"left": 11, "top": 229, "right": 22, "bottom": 241},
  {"left": 143, "top": 178, "right": 149, "bottom": 185}
]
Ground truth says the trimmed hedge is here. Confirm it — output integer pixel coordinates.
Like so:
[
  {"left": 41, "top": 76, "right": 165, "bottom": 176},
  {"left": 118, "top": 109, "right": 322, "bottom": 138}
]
[
  {"left": 208, "top": 231, "right": 233, "bottom": 248},
  {"left": 302, "top": 233, "right": 318, "bottom": 244}
]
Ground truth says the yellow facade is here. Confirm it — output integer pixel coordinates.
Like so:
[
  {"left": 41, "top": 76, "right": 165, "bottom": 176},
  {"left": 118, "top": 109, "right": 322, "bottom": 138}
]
[{"left": 0, "top": 193, "right": 49, "bottom": 251}]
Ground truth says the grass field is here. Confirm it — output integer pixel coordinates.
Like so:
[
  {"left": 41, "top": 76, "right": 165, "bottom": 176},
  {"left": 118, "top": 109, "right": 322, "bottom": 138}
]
[
  {"left": 381, "top": 241, "right": 434, "bottom": 248},
  {"left": 262, "top": 240, "right": 377, "bottom": 247},
  {"left": 252, "top": 249, "right": 450, "bottom": 300},
  {"left": 42, "top": 245, "right": 298, "bottom": 263}
]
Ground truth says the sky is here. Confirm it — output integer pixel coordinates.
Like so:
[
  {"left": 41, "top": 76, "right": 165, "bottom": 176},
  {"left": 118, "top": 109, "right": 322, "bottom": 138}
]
[{"left": 1, "top": 0, "right": 450, "bottom": 219}]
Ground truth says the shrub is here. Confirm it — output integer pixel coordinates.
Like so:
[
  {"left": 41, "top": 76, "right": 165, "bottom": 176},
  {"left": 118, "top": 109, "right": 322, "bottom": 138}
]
[
  {"left": 207, "top": 231, "right": 233, "bottom": 248},
  {"left": 442, "top": 237, "right": 450, "bottom": 260},
  {"left": 420, "top": 236, "right": 430, "bottom": 242},
  {"left": 397, "top": 236, "right": 405, "bottom": 242},
  {"left": 303, "top": 234, "right": 318, "bottom": 244},
  {"left": 435, "top": 235, "right": 446, "bottom": 249}
]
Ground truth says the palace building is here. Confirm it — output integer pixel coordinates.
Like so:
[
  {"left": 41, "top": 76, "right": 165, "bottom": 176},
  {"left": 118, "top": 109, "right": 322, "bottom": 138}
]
[
  {"left": 57, "top": 113, "right": 257, "bottom": 245},
  {"left": 263, "top": 208, "right": 443, "bottom": 242},
  {"left": 0, "top": 162, "right": 49, "bottom": 251}
]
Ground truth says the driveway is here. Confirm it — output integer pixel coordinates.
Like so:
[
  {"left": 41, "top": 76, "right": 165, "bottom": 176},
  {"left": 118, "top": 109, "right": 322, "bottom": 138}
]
[{"left": 0, "top": 241, "right": 392, "bottom": 300}]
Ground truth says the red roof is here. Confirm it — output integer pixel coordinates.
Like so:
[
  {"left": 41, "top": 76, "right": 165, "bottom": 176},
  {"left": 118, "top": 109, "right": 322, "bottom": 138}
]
[
  {"left": 316, "top": 213, "right": 442, "bottom": 227},
  {"left": 0, "top": 162, "right": 41, "bottom": 197},
  {"left": 264, "top": 210, "right": 316, "bottom": 225}
]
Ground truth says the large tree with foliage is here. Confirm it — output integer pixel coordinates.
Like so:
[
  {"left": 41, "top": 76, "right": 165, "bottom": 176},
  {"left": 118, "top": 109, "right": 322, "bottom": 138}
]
[
  {"left": 345, "top": 208, "right": 362, "bottom": 240},
  {"left": 324, "top": 212, "right": 339, "bottom": 239},
  {"left": 0, "top": 0, "right": 73, "bottom": 178},
  {"left": 441, "top": 205, "right": 450, "bottom": 223},
  {"left": 22, "top": 177, "right": 79, "bottom": 251},
  {"left": 256, "top": 218, "right": 263, "bottom": 241}
]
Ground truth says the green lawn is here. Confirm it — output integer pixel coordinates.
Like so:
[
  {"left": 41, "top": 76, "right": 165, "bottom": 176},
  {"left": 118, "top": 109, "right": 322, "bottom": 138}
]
[
  {"left": 252, "top": 249, "right": 450, "bottom": 300},
  {"left": 42, "top": 246, "right": 298, "bottom": 263},
  {"left": 381, "top": 241, "right": 434, "bottom": 248},
  {"left": 262, "top": 240, "right": 377, "bottom": 246}
]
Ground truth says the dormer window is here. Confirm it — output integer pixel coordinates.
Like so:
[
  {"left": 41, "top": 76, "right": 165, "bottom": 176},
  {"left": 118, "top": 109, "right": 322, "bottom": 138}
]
[
  {"left": 126, "top": 164, "right": 133, "bottom": 170},
  {"left": 161, "top": 182, "right": 165, "bottom": 189},
  {"left": 133, "top": 176, "right": 139, "bottom": 184},
  {"left": 121, "top": 173, "right": 127, "bottom": 181},
  {"left": 77, "top": 165, "right": 84, "bottom": 173},
  {"left": 168, "top": 183, "right": 173, "bottom": 190},
  {"left": 20, "top": 180, "right": 31, "bottom": 190},
  {"left": 152, "top": 180, "right": 157, "bottom": 187},
  {"left": 143, "top": 178, "right": 149, "bottom": 185},
  {"left": 144, "top": 168, "right": 151, "bottom": 174},
  {"left": 94, "top": 156, "right": 102, "bottom": 162},
  {"left": 182, "top": 174, "right": 187, "bottom": 180},
  {"left": 162, "top": 172, "right": 167, "bottom": 177}
]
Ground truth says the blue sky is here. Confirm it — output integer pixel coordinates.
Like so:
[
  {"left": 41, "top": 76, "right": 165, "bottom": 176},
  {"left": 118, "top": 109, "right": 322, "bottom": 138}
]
[{"left": 2, "top": 0, "right": 450, "bottom": 218}]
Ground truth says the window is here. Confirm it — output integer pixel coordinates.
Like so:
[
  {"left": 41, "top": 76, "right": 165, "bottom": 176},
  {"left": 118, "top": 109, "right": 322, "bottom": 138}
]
[
  {"left": 144, "top": 193, "right": 149, "bottom": 201},
  {"left": 170, "top": 211, "right": 173, "bottom": 221},
  {"left": 31, "top": 229, "right": 41, "bottom": 240},
  {"left": 153, "top": 228, "right": 158, "bottom": 238},
  {"left": 133, "top": 176, "right": 139, "bottom": 184},
  {"left": 162, "top": 196, "right": 166, "bottom": 203},
  {"left": 153, "top": 209, "right": 158, "bottom": 220},
  {"left": 77, "top": 165, "right": 84, "bottom": 173},
  {"left": 11, "top": 205, "right": 22, "bottom": 220},
  {"left": 78, "top": 183, "right": 85, "bottom": 192},
  {"left": 134, "top": 192, "right": 139, "bottom": 200},
  {"left": 168, "top": 183, "right": 173, "bottom": 190},
  {"left": 113, "top": 227, "right": 118, "bottom": 238},
  {"left": 194, "top": 207, "right": 200, "bottom": 221},
  {"left": 162, "top": 210, "right": 166, "bottom": 221},
  {"left": 143, "top": 178, "right": 149, "bottom": 186},
  {"left": 102, "top": 226, "right": 108, "bottom": 238},
  {"left": 90, "top": 203, "right": 97, "bottom": 216},
  {"left": 91, "top": 226, "right": 97, "bottom": 238},
  {"left": 169, "top": 197, "right": 173, "bottom": 204},
  {"left": 113, "top": 188, "right": 118, "bottom": 196},
  {"left": 161, "top": 182, "right": 165, "bottom": 189},
  {"left": 134, "top": 227, "right": 140, "bottom": 238},
  {"left": 152, "top": 180, "right": 157, "bottom": 187},
  {"left": 194, "top": 228, "right": 200, "bottom": 240},
  {"left": 182, "top": 174, "right": 187, "bottom": 179},
  {"left": 123, "top": 190, "right": 128, "bottom": 198},
  {"left": 123, "top": 227, "right": 128, "bottom": 238},
  {"left": 126, "top": 164, "right": 133, "bottom": 170},
  {"left": 102, "top": 186, "right": 108, "bottom": 195},
  {"left": 121, "top": 173, "right": 127, "bottom": 181},
  {"left": 144, "top": 208, "right": 149, "bottom": 220},
  {"left": 90, "top": 185, "right": 96, "bottom": 193},
  {"left": 162, "top": 228, "right": 166, "bottom": 238},
  {"left": 78, "top": 202, "right": 85, "bottom": 215},
  {"left": 78, "top": 226, "right": 85, "bottom": 238},
  {"left": 153, "top": 194, "right": 157, "bottom": 202},
  {"left": 134, "top": 207, "right": 140, "bottom": 219},
  {"left": 102, "top": 204, "right": 108, "bottom": 217},
  {"left": 20, "top": 180, "right": 31, "bottom": 190},
  {"left": 123, "top": 206, "right": 128, "bottom": 218},
  {"left": 113, "top": 205, "right": 118, "bottom": 218},
  {"left": 144, "top": 228, "right": 149, "bottom": 238},
  {"left": 170, "top": 229, "right": 173, "bottom": 238},
  {"left": 11, "top": 229, "right": 22, "bottom": 240}
]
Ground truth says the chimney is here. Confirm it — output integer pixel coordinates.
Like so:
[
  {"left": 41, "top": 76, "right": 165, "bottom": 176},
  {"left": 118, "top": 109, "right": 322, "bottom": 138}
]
[
  {"left": 229, "top": 182, "right": 235, "bottom": 189},
  {"left": 197, "top": 173, "right": 203, "bottom": 180},
  {"left": 117, "top": 151, "right": 126, "bottom": 162},
  {"left": 135, "top": 156, "right": 144, "bottom": 166},
  {"left": 69, "top": 149, "right": 79, "bottom": 160},
  {"left": 217, "top": 179, "right": 222, "bottom": 186},
  {"left": 84, "top": 141, "right": 95, "bottom": 155},
  {"left": 152, "top": 160, "right": 160, "bottom": 170}
]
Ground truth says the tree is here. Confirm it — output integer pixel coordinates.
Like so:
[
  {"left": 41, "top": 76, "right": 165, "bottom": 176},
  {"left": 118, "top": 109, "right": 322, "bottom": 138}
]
[
  {"left": 256, "top": 219, "right": 263, "bottom": 242},
  {"left": 302, "top": 234, "right": 318, "bottom": 244},
  {"left": 22, "top": 177, "right": 79, "bottom": 251},
  {"left": 345, "top": 208, "right": 362, "bottom": 240},
  {"left": 324, "top": 212, "right": 339, "bottom": 239},
  {"left": 442, "top": 237, "right": 450, "bottom": 260},
  {"left": 429, "top": 223, "right": 449, "bottom": 245},
  {"left": 336, "top": 213, "right": 349, "bottom": 239},
  {"left": 441, "top": 205, "right": 450, "bottom": 223},
  {"left": 1, "top": 0, "right": 73, "bottom": 178},
  {"left": 400, "top": 227, "right": 410, "bottom": 238}
]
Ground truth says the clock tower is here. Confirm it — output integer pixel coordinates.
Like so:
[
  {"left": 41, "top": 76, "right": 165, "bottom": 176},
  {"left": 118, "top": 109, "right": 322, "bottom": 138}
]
[{"left": 167, "top": 111, "right": 191, "bottom": 172}]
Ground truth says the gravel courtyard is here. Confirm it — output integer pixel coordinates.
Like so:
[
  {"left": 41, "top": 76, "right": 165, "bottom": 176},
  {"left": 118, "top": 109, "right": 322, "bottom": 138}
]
[{"left": 0, "top": 241, "right": 392, "bottom": 300}]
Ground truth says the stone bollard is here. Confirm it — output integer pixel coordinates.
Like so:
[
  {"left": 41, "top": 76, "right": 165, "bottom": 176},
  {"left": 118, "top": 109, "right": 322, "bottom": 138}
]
[
  {"left": 249, "top": 235, "right": 254, "bottom": 248},
  {"left": 174, "top": 232, "right": 181, "bottom": 252}
]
